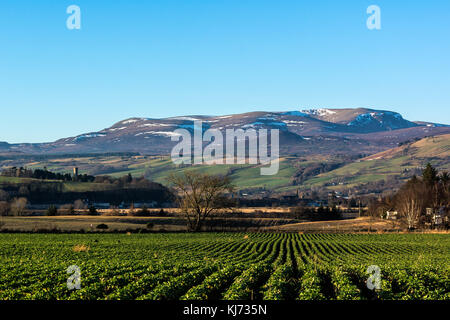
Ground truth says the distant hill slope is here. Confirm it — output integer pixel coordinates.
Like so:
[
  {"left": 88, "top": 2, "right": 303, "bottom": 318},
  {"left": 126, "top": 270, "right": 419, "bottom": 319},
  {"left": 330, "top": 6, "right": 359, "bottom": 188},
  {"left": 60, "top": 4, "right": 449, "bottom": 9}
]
[
  {"left": 1, "top": 135, "right": 448, "bottom": 197},
  {"left": 301, "top": 134, "right": 450, "bottom": 191},
  {"left": 363, "top": 134, "right": 450, "bottom": 161},
  {"left": 1, "top": 108, "right": 449, "bottom": 156}
]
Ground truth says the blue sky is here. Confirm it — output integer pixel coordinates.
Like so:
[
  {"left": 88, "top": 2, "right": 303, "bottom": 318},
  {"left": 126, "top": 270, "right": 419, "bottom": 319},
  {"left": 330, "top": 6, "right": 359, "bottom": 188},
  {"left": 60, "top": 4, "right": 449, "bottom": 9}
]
[{"left": 0, "top": 0, "right": 449, "bottom": 143}]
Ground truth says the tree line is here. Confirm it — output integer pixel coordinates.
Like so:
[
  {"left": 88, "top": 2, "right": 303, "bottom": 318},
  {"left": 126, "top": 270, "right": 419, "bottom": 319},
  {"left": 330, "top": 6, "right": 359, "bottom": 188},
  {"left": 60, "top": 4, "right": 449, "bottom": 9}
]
[
  {"left": 1, "top": 167, "right": 95, "bottom": 182},
  {"left": 368, "top": 163, "right": 449, "bottom": 229}
]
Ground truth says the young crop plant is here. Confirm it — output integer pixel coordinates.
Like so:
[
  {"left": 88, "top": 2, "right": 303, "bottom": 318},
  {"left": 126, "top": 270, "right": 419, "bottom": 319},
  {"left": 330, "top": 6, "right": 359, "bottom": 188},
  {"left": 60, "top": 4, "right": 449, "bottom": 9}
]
[
  {"left": 181, "top": 264, "right": 244, "bottom": 300},
  {"left": 262, "top": 264, "right": 297, "bottom": 300},
  {"left": 223, "top": 263, "right": 272, "bottom": 300}
]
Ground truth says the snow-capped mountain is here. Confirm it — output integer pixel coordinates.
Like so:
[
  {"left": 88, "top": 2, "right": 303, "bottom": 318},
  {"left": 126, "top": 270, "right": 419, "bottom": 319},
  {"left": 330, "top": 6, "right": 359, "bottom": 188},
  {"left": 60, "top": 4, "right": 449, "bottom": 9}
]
[
  {"left": 1, "top": 108, "right": 448, "bottom": 156},
  {"left": 301, "top": 108, "right": 418, "bottom": 130}
]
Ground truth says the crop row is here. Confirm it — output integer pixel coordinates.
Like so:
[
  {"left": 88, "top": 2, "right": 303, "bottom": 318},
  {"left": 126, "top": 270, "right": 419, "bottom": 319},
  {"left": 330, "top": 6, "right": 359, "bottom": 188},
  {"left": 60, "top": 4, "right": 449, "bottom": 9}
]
[{"left": 0, "top": 233, "right": 448, "bottom": 300}]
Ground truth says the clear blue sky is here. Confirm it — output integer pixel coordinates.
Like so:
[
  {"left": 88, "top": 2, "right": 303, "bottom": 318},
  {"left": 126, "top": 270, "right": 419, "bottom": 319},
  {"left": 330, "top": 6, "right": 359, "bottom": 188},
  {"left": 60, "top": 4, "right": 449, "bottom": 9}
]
[{"left": 0, "top": 0, "right": 449, "bottom": 143}]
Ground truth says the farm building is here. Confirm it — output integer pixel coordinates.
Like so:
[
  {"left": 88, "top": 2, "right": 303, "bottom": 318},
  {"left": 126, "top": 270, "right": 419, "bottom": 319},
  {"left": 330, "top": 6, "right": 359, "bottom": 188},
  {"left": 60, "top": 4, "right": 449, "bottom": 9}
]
[
  {"left": 425, "top": 207, "right": 449, "bottom": 228},
  {"left": 385, "top": 210, "right": 398, "bottom": 220}
]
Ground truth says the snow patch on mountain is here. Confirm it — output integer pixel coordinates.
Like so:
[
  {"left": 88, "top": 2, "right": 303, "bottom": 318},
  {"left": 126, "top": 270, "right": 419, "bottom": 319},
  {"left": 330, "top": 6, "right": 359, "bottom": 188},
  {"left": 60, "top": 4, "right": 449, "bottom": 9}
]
[
  {"left": 347, "top": 113, "right": 378, "bottom": 126},
  {"left": 135, "top": 131, "right": 182, "bottom": 137},
  {"left": 283, "top": 120, "right": 307, "bottom": 125},
  {"left": 257, "top": 116, "right": 277, "bottom": 121},
  {"left": 269, "top": 122, "right": 287, "bottom": 127},
  {"left": 170, "top": 116, "right": 200, "bottom": 121},
  {"left": 121, "top": 119, "right": 139, "bottom": 124},
  {"left": 139, "top": 123, "right": 172, "bottom": 127},
  {"left": 73, "top": 133, "right": 106, "bottom": 142},
  {"left": 108, "top": 127, "right": 127, "bottom": 132},
  {"left": 242, "top": 122, "right": 263, "bottom": 129},
  {"left": 149, "top": 131, "right": 182, "bottom": 137}
]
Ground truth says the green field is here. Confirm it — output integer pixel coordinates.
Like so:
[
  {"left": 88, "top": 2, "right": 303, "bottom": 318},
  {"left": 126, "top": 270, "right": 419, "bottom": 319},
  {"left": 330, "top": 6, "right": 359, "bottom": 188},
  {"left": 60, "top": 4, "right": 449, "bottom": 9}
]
[
  {"left": 0, "top": 233, "right": 448, "bottom": 300},
  {"left": 110, "top": 157, "right": 297, "bottom": 190}
]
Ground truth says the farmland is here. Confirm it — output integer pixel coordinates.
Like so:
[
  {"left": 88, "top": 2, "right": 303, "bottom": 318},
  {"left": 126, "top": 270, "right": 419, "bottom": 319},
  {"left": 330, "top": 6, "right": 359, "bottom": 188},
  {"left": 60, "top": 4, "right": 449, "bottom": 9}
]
[{"left": 0, "top": 233, "right": 448, "bottom": 300}]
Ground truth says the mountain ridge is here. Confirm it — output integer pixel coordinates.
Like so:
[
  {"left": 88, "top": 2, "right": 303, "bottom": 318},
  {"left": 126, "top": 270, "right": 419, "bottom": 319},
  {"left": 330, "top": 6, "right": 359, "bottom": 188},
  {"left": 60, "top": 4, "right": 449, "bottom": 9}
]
[{"left": 1, "top": 108, "right": 449, "bottom": 156}]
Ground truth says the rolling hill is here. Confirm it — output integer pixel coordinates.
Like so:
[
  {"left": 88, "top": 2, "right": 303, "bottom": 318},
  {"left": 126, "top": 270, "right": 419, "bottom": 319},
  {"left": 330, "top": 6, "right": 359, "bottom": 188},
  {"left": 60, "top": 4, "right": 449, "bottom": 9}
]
[{"left": 299, "top": 134, "right": 450, "bottom": 192}]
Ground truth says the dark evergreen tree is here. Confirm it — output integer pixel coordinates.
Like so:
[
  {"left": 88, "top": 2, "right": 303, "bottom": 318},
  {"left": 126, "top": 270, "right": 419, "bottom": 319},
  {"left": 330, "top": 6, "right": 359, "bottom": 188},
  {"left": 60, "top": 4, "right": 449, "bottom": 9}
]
[
  {"left": 422, "top": 163, "right": 438, "bottom": 186},
  {"left": 46, "top": 205, "right": 58, "bottom": 216}
]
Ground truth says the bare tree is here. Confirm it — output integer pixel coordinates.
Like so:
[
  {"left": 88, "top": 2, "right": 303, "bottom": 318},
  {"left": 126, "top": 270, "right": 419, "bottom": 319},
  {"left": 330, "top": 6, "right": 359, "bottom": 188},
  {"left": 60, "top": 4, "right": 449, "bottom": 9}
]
[
  {"left": 395, "top": 182, "right": 426, "bottom": 229},
  {"left": 60, "top": 204, "right": 75, "bottom": 215},
  {"left": 440, "top": 172, "right": 450, "bottom": 206},
  {"left": 168, "top": 172, "right": 233, "bottom": 232},
  {"left": 10, "top": 197, "right": 28, "bottom": 216},
  {"left": 73, "top": 199, "right": 87, "bottom": 210},
  {"left": 0, "top": 201, "right": 10, "bottom": 216}
]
